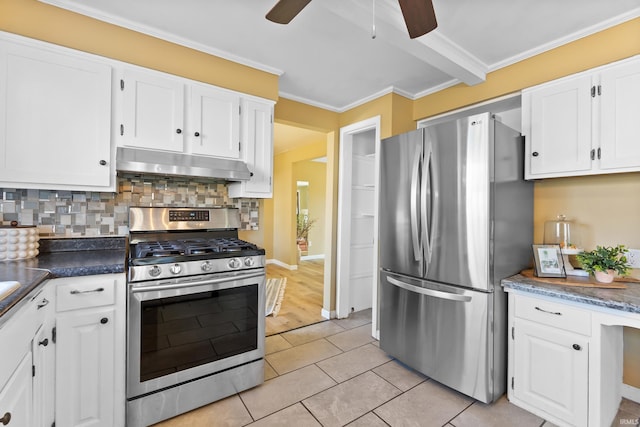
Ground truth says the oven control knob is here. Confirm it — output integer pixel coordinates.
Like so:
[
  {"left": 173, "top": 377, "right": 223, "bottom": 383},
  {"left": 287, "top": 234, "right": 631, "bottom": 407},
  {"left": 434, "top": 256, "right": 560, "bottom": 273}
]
[
  {"left": 244, "top": 257, "right": 255, "bottom": 267},
  {"left": 228, "top": 258, "right": 241, "bottom": 269},
  {"left": 201, "top": 261, "right": 213, "bottom": 272},
  {"left": 149, "top": 265, "right": 162, "bottom": 277},
  {"left": 169, "top": 264, "right": 182, "bottom": 275}
]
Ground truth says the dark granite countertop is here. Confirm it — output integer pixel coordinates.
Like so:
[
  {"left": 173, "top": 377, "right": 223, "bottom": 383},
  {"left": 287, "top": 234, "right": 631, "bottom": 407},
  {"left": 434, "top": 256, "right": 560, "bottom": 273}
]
[
  {"left": 502, "top": 273, "right": 640, "bottom": 315},
  {"left": 0, "top": 237, "right": 127, "bottom": 325}
]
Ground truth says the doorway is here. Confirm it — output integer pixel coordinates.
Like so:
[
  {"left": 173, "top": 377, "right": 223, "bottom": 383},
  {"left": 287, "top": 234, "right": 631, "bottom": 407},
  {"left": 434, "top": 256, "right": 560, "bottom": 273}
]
[
  {"left": 336, "top": 116, "right": 381, "bottom": 338},
  {"left": 266, "top": 125, "right": 329, "bottom": 335}
]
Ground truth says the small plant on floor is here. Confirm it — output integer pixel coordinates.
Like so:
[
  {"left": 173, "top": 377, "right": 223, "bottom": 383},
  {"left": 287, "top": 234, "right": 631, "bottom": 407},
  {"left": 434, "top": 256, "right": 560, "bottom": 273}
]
[
  {"left": 296, "top": 215, "right": 316, "bottom": 249},
  {"left": 576, "top": 245, "right": 630, "bottom": 276}
]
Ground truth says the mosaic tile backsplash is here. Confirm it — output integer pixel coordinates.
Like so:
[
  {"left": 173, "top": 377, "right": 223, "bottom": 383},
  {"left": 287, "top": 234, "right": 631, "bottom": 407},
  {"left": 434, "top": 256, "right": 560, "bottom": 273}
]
[{"left": 0, "top": 174, "right": 260, "bottom": 236}]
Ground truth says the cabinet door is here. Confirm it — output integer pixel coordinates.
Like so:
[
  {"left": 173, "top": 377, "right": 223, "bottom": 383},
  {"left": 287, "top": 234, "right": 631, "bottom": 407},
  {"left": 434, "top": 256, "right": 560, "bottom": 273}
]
[
  {"left": 32, "top": 324, "right": 54, "bottom": 427},
  {"left": 0, "top": 40, "right": 112, "bottom": 190},
  {"left": 56, "top": 307, "right": 115, "bottom": 427},
  {"left": 189, "top": 84, "right": 240, "bottom": 159},
  {"left": 599, "top": 58, "right": 640, "bottom": 171},
  {"left": 0, "top": 352, "right": 33, "bottom": 427},
  {"left": 513, "top": 319, "right": 588, "bottom": 426},
  {"left": 525, "top": 74, "right": 593, "bottom": 178},
  {"left": 228, "top": 99, "right": 273, "bottom": 198},
  {"left": 121, "top": 68, "right": 185, "bottom": 152}
]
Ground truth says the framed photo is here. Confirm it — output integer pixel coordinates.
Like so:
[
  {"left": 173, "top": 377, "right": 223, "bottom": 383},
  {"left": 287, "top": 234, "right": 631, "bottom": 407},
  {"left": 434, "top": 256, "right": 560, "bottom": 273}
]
[{"left": 532, "top": 244, "right": 566, "bottom": 278}]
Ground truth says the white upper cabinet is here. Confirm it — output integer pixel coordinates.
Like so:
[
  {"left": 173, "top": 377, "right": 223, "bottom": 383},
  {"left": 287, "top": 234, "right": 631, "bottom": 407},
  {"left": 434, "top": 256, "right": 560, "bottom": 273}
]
[
  {"left": 120, "top": 67, "right": 186, "bottom": 152},
  {"left": 119, "top": 66, "right": 241, "bottom": 160},
  {"left": 189, "top": 84, "right": 240, "bottom": 159},
  {"left": 228, "top": 98, "right": 274, "bottom": 198},
  {"left": 523, "top": 55, "right": 640, "bottom": 179},
  {"left": 0, "top": 36, "right": 114, "bottom": 191},
  {"left": 599, "top": 58, "right": 640, "bottom": 170}
]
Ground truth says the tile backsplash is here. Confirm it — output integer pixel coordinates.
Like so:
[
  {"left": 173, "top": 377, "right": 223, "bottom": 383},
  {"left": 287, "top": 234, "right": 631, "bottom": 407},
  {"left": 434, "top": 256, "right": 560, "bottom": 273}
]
[{"left": 0, "top": 174, "right": 260, "bottom": 236}]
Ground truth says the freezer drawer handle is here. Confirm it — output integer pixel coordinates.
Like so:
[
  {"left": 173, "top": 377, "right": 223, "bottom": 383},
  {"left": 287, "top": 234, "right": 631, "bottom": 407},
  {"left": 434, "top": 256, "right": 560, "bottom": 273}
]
[
  {"left": 534, "top": 306, "right": 562, "bottom": 316},
  {"left": 387, "top": 276, "right": 472, "bottom": 302}
]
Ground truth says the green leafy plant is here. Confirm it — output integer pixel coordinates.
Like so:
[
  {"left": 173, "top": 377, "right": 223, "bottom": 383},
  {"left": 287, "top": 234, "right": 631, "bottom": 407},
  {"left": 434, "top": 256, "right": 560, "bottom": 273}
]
[{"left": 576, "top": 245, "right": 630, "bottom": 276}]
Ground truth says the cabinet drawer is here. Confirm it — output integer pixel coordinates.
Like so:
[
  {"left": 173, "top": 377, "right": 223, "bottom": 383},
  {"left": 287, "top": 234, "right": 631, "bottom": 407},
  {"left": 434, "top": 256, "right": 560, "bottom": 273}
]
[
  {"left": 514, "top": 294, "right": 591, "bottom": 336},
  {"left": 56, "top": 277, "right": 115, "bottom": 312}
]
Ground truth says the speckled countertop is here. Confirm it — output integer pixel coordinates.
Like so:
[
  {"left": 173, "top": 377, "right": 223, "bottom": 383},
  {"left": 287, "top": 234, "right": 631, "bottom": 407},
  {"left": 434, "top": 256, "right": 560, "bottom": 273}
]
[
  {"left": 502, "top": 273, "right": 640, "bottom": 314},
  {"left": 0, "top": 237, "right": 127, "bottom": 323}
]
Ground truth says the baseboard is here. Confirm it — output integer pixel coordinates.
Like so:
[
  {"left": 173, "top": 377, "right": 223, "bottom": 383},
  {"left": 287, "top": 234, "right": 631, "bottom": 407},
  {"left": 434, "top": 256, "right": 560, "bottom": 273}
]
[
  {"left": 622, "top": 383, "right": 640, "bottom": 403},
  {"left": 300, "top": 254, "right": 325, "bottom": 261},
  {"left": 321, "top": 308, "right": 334, "bottom": 319},
  {"left": 266, "top": 259, "right": 298, "bottom": 270}
]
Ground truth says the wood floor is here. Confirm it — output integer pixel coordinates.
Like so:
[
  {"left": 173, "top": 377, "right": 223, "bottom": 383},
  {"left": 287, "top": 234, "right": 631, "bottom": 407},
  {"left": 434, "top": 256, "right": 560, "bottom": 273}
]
[{"left": 265, "top": 259, "right": 325, "bottom": 335}]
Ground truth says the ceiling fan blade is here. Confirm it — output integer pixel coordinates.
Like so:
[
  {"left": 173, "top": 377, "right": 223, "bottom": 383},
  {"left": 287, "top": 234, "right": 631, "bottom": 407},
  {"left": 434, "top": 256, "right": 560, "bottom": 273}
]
[
  {"left": 266, "top": 0, "right": 312, "bottom": 24},
  {"left": 397, "top": 0, "right": 438, "bottom": 39}
]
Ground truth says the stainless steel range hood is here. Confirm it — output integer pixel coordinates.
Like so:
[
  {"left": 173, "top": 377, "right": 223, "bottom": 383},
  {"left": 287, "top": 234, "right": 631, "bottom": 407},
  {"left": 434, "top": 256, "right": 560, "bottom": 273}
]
[{"left": 116, "top": 147, "right": 252, "bottom": 181}]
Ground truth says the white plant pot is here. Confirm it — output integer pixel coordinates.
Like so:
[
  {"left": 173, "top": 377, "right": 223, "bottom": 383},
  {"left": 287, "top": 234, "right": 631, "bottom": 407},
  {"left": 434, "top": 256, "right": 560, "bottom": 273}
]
[{"left": 594, "top": 270, "right": 615, "bottom": 283}]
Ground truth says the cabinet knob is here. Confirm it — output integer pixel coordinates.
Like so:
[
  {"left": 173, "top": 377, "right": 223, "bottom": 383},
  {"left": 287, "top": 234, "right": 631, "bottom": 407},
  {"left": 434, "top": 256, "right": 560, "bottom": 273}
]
[
  {"left": 532, "top": 151, "right": 539, "bottom": 157},
  {"left": 100, "top": 317, "right": 109, "bottom": 324},
  {"left": 99, "top": 160, "right": 107, "bottom": 166},
  {"left": 39, "top": 338, "right": 49, "bottom": 347},
  {"left": 194, "top": 132, "right": 200, "bottom": 137},
  {"left": 176, "top": 129, "right": 182, "bottom": 134},
  {"left": 0, "top": 412, "right": 11, "bottom": 425},
  {"left": 572, "top": 344, "right": 582, "bottom": 351}
]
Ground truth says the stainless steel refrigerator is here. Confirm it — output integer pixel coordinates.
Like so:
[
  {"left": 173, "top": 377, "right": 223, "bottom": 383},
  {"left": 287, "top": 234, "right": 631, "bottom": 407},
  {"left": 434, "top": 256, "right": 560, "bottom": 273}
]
[{"left": 379, "top": 112, "right": 533, "bottom": 403}]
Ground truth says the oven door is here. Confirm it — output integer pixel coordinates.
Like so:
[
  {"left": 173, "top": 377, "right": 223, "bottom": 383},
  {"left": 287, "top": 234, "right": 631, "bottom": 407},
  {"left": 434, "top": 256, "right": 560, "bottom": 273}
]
[{"left": 127, "top": 268, "right": 265, "bottom": 398}]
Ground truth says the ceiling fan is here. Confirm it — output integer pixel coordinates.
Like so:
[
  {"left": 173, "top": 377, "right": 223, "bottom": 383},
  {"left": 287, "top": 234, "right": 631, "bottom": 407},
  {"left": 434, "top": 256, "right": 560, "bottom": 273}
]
[{"left": 266, "top": 0, "right": 437, "bottom": 39}]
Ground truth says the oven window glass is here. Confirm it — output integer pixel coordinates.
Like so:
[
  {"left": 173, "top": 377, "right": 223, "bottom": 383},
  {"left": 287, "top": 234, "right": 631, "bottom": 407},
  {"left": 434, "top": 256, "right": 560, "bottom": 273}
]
[{"left": 139, "top": 285, "right": 258, "bottom": 382}]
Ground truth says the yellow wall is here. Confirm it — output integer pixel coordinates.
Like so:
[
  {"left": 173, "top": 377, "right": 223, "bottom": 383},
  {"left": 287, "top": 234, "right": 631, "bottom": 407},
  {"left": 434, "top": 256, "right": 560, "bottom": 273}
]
[
  {"left": 271, "top": 140, "right": 327, "bottom": 266},
  {"left": 0, "top": 0, "right": 278, "bottom": 100},
  {"left": 294, "top": 160, "right": 327, "bottom": 256}
]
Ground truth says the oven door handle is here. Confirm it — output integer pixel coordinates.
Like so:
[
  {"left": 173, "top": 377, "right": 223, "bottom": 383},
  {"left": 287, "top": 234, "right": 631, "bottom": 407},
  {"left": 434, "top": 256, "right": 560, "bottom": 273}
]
[{"left": 130, "top": 270, "right": 265, "bottom": 293}]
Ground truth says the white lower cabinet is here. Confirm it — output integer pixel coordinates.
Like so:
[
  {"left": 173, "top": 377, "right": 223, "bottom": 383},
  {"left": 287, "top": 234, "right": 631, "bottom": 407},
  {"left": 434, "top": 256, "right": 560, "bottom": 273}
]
[
  {"left": 56, "top": 306, "right": 116, "bottom": 427},
  {"left": 508, "top": 292, "right": 591, "bottom": 426},
  {"left": 0, "top": 284, "right": 53, "bottom": 427},
  {"left": 54, "top": 273, "right": 125, "bottom": 427},
  {"left": 0, "top": 352, "right": 33, "bottom": 427}
]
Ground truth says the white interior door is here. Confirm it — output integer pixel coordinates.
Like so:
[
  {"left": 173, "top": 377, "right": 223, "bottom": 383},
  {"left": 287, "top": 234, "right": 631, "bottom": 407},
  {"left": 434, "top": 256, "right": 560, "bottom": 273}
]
[{"left": 336, "top": 116, "right": 381, "bottom": 338}]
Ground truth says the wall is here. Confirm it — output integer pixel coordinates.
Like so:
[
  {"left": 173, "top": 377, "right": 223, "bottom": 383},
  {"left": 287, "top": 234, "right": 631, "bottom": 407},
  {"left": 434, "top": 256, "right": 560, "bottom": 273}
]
[
  {"left": 293, "top": 160, "right": 327, "bottom": 257},
  {"left": 0, "top": 175, "right": 260, "bottom": 236},
  {"left": 271, "top": 140, "right": 327, "bottom": 267}
]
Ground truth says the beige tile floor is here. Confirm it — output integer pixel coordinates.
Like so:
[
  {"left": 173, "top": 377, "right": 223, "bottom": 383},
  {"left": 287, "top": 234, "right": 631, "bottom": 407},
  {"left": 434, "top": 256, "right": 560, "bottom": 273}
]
[{"left": 155, "top": 309, "right": 640, "bottom": 427}]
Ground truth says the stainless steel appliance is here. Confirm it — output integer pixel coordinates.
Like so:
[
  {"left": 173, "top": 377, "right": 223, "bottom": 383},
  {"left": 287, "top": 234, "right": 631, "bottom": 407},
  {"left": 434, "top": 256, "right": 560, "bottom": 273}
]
[
  {"left": 125, "top": 207, "right": 265, "bottom": 426},
  {"left": 379, "top": 112, "right": 533, "bottom": 403}
]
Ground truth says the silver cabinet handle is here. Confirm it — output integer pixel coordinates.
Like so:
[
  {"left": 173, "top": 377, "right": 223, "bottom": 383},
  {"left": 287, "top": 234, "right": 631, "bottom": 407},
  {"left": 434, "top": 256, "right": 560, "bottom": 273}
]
[
  {"left": 535, "top": 306, "right": 562, "bottom": 316},
  {"left": 387, "top": 276, "right": 472, "bottom": 302},
  {"left": 36, "top": 298, "right": 49, "bottom": 309},
  {"left": 70, "top": 287, "right": 104, "bottom": 295}
]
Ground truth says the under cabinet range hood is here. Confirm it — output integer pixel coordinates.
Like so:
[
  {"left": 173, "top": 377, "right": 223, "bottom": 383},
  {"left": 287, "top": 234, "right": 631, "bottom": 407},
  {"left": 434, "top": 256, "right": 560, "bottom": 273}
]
[{"left": 116, "top": 147, "right": 252, "bottom": 181}]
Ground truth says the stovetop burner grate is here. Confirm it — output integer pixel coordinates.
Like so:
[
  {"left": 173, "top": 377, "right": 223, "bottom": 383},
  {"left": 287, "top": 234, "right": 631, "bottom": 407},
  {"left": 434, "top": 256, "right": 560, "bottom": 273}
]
[{"left": 133, "top": 237, "right": 259, "bottom": 259}]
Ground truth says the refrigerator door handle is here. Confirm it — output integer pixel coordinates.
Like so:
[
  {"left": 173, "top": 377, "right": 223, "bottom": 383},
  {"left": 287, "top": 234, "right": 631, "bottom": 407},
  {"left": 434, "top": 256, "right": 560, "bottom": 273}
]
[
  {"left": 387, "top": 276, "right": 472, "bottom": 303},
  {"left": 410, "top": 144, "right": 422, "bottom": 262},
  {"left": 421, "top": 140, "right": 434, "bottom": 273}
]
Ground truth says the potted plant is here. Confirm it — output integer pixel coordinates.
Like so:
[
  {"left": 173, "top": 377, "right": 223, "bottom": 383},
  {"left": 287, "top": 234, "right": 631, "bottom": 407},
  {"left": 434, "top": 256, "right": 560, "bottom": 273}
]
[
  {"left": 576, "top": 245, "right": 630, "bottom": 283},
  {"left": 296, "top": 215, "right": 316, "bottom": 252}
]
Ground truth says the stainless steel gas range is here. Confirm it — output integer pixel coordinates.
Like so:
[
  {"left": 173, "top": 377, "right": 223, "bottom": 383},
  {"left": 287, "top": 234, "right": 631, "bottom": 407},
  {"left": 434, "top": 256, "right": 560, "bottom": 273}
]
[{"left": 125, "top": 207, "right": 266, "bottom": 426}]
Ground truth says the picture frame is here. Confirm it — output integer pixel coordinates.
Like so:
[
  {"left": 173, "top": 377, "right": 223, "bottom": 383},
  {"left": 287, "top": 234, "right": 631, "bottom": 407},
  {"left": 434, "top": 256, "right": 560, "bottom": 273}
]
[{"left": 532, "top": 244, "right": 566, "bottom": 278}]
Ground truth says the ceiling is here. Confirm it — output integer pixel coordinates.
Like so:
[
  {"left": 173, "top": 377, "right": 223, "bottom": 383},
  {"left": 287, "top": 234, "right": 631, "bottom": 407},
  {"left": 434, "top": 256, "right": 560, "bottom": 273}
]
[
  {"left": 38, "top": 0, "right": 639, "bottom": 152},
  {"left": 39, "top": 0, "right": 639, "bottom": 112}
]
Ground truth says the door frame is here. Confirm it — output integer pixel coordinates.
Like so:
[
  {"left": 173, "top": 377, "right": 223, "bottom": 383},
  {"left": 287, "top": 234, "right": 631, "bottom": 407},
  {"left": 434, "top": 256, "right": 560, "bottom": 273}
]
[{"left": 336, "top": 116, "right": 381, "bottom": 338}]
